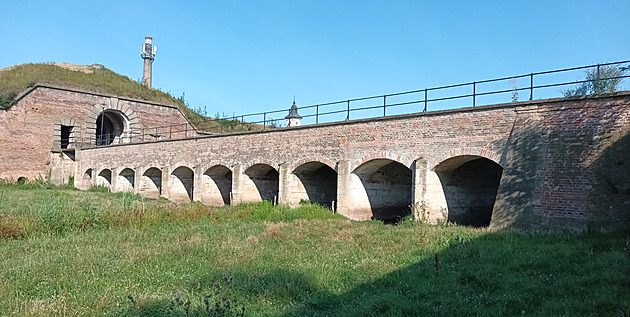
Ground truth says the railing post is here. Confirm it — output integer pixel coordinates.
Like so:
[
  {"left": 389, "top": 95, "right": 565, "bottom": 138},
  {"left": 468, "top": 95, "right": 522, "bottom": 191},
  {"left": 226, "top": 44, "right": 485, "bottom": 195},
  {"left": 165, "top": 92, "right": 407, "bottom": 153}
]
[
  {"left": 383, "top": 95, "right": 386, "bottom": 116},
  {"left": 316, "top": 104, "right": 319, "bottom": 124},
  {"left": 473, "top": 82, "right": 476, "bottom": 107},
  {"left": 263, "top": 112, "right": 266, "bottom": 131},
  {"left": 424, "top": 89, "right": 428, "bottom": 112},
  {"left": 529, "top": 73, "right": 534, "bottom": 100},
  {"left": 346, "top": 100, "right": 350, "bottom": 121}
]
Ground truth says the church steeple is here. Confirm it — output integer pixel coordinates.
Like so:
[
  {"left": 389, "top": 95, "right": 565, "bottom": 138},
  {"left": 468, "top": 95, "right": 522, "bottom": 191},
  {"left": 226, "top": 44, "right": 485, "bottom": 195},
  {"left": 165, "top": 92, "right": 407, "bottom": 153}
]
[{"left": 285, "top": 97, "right": 302, "bottom": 127}]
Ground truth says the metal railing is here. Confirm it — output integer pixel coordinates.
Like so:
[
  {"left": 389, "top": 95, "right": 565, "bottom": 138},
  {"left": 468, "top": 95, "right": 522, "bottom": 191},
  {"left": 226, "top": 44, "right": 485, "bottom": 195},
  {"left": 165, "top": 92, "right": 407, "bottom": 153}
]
[{"left": 67, "top": 60, "right": 630, "bottom": 149}]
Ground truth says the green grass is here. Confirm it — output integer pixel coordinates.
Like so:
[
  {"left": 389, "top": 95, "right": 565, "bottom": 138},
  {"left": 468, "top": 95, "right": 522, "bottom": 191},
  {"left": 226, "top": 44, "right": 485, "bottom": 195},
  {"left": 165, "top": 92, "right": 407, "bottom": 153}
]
[
  {"left": 0, "top": 63, "right": 268, "bottom": 134},
  {"left": 0, "top": 183, "right": 628, "bottom": 316}
]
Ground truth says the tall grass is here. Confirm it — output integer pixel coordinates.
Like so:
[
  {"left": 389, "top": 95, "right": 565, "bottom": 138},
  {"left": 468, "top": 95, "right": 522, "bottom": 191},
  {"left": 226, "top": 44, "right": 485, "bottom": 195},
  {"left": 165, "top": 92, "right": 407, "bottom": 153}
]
[{"left": 0, "top": 183, "right": 628, "bottom": 316}]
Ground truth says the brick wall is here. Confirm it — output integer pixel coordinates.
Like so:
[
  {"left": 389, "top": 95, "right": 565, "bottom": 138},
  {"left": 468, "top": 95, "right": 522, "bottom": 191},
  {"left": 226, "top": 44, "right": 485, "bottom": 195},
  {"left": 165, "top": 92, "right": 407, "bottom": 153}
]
[{"left": 0, "top": 85, "right": 194, "bottom": 181}]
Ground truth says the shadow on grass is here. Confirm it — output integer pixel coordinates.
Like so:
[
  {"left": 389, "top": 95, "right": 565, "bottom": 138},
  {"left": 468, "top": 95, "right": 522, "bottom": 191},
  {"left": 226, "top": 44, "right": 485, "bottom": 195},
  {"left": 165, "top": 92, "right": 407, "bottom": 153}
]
[
  {"left": 127, "top": 230, "right": 629, "bottom": 316},
  {"left": 281, "top": 231, "right": 630, "bottom": 317}
]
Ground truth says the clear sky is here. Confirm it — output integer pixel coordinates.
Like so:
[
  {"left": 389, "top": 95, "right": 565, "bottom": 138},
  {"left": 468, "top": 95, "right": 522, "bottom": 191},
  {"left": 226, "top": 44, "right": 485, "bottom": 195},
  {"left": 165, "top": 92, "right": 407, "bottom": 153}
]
[{"left": 1, "top": 0, "right": 629, "bottom": 122}]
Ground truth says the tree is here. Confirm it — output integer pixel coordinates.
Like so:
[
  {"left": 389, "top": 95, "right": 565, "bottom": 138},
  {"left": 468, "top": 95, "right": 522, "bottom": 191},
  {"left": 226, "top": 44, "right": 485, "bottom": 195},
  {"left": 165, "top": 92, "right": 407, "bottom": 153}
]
[{"left": 562, "top": 64, "right": 628, "bottom": 97}]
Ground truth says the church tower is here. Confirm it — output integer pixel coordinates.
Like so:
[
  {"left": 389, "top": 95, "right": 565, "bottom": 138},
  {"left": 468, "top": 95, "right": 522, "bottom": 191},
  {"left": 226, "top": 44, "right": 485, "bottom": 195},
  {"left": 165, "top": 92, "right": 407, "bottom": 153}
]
[
  {"left": 141, "top": 36, "right": 157, "bottom": 87},
  {"left": 285, "top": 98, "right": 302, "bottom": 127}
]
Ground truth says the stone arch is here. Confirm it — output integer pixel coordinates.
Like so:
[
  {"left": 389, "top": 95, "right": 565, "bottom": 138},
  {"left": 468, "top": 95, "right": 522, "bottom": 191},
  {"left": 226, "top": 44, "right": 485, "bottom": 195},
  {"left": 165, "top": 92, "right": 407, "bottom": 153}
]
[
  {"left": 350, "top": 151, "right": 414, "bottom": 171},
  {"left": 140, "top": 167, "right": 162, "bottom": 199},
  {"left": 350, "top": 159, "right": 412, "bottom": 223},
  {"left": 95, "top": 169, "right": 112, "bottom": 188},
  {"left": 116, "top": 168, "right": 135, "bottom": 192},
  {"left": 242, "top": 163, "right": 279, "bottom": 203},
  {"left": 169, "top": 166, "right": 194, "bottom": 202},
  {"left": 433, "top": 155, "right": 503, "bottom": 227},
  {"left": 82, "top": 168, "right": 93, "bottom": 188},
  {"left": 438, "top": 147, "right": 502, "bottom": 167},
  {"left": 53, "top": 117, "right": 79, "bottom": 150},
  {"left": 85, "top": 99, "right": 141, "bottom": 145},
  {"left": 200, "top": 165, "right": 233, "bottom": 206},
  {"left": 290, "top": 161, "right": 337, "bottom": 208},
  {"left": 291, "top": 157, "right": 336, "bottom": 171},
  {"left": 242, "top": 160, "right": 278, "bottom": 173}
]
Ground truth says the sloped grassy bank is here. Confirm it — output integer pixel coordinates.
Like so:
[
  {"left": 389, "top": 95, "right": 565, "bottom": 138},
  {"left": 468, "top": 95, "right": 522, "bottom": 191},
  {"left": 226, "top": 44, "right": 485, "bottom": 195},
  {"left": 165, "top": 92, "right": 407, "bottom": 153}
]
[{"left": 0, "top": 182, "right": 628, "bottom": 316}]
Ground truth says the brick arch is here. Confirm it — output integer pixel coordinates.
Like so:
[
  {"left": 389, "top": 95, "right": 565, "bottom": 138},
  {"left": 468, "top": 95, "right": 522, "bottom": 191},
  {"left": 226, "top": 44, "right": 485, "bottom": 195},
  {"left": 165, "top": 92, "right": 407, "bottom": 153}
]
[
  {"left": 432, "top": 147, "right": 502, "bottom": 171},
  {"left": 350, "top": 151, "right": 414, "bottom": 172},
  {"left": 290, "top": 157, "right": 336, "bottom": 172},
  {"left": 139, "top": 165, "right": 163, "bottom": 176},
  {"left": 242, "top": 160, "right": 279, "bottom": 172},
  {"left": 169, "top": 162, "right": 195, "bottom": 172},
  {"left": 200, "top": 163, "right": 233, "bottom": 174},
  {"left": 85, "top": 98, "right": 141, "bottom": 144}
]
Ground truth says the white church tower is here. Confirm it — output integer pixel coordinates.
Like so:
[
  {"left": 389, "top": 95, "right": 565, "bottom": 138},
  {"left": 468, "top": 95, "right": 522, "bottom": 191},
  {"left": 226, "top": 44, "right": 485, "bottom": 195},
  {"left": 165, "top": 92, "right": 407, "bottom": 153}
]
[{"left": 285, "top": 98, "right": 302, "bottom": 127}]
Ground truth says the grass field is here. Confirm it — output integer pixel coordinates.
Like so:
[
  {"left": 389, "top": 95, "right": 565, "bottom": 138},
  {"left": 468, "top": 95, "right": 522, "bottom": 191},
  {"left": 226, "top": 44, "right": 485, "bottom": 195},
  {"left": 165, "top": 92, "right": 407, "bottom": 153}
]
[{"left": 0, "top": 182, "right": 628, "bottom": 316}]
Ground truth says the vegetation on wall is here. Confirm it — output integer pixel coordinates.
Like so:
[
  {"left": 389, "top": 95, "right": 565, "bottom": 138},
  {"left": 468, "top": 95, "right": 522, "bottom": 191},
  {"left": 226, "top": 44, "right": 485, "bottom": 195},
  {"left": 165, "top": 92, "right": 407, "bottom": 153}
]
[
  {"left": 562, "top": 64, "right": 628, "bottom": 97},
  {"left": 0, "top": 63, "right": 267, "bottom": 134}
]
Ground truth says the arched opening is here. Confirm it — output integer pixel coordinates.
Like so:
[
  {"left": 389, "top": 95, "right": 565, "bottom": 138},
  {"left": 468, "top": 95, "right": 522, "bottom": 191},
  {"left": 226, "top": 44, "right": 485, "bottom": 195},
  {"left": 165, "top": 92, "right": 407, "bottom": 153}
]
[
  {"left": 83, "top": 169, "right": 93, "bottom": 180},
  {"left": 96, "top": 110, "right": 128, "bottom": 145},
  {"left": 243, "top": 164, "right": 279, "bottom": 203},
  {"left": 292, "top": 162, "right": 337, "bottom": 208},
  {"left": 201, "top": 165, "right": 232, "bottom": 206},
  {"left": 169, "top": 166, "right": 194, "bottom": 202},
  {"left": 117, "top": 168, "right": 135, "bottom": 192},
  {"left": 140, "top": 167, "right": 162, "bottom": 199},
  {"left": 434, "top": 155, "right": 503, "bottom": 227},
  {"left": 96, "top": 169, "right": 112, "bottom": 188},
  {"left": 82, "top": 169, "right": 93, "bottom": 189},
  {"left": 351, "top": 159, "right": 412, "bottom": 223},
  {"left": 16, "top": 177, "right": 27, "bottom": 184}
]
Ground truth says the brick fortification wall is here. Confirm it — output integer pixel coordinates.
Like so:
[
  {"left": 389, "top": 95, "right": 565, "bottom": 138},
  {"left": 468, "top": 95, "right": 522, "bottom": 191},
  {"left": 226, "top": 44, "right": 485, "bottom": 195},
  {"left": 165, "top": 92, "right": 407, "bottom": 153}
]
[
  {"left": 75, "top": 92, "right": 630, "bottom": 229},
  {"left": 493, "top": 95, "right": 630, "bottom": 229},
  {"left": 0, "top": 85, "right": 195, "bottom": 181}
]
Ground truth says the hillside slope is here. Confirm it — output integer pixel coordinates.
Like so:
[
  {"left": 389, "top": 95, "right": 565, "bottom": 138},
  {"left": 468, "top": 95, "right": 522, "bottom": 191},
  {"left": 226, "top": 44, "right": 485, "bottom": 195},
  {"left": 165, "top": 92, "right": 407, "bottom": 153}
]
[
  {"left": 0, "top": 63, "right": 203, "bottom": 121},
  {"left": 0, "top": 63, "right": 265, "bottom": 133}
]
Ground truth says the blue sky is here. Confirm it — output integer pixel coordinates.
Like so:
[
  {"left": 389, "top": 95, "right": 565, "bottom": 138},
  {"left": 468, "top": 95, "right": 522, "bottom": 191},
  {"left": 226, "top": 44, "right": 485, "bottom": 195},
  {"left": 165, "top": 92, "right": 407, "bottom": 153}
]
[{"left": 1, "top": 0, "right": 629, "bottom": 122}]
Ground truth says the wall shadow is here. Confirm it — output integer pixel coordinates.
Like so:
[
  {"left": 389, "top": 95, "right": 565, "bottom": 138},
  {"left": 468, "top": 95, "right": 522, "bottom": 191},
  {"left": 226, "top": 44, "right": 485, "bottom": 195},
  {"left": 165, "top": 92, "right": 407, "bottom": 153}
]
[
  {"left": 354, "top": 159, "right": 412, "bottom": 223},
  {"left": 588, "top": 132, "right": 630, "bottom": 231},
  {"left": 293, "top": 162, "right": 337, "bottom": 208},
  {"left": 435, "top": 156, "right": 503, "bottom": 227},
  {"left": 127, "top": 231, "right": 629, "bottom": 316}
]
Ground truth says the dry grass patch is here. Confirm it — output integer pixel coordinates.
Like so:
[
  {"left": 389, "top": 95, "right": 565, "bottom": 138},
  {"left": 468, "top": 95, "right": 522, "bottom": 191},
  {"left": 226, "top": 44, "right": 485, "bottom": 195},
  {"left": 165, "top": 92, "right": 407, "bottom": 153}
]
[{"left": 264, "top": 222, "right": 287, "bottom": 238}]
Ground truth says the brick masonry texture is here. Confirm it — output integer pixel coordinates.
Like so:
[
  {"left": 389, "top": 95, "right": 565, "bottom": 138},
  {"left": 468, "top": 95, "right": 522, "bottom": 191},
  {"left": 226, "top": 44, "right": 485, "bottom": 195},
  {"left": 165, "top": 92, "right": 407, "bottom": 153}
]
[
  {"left": 0, "top": 85, "right": 195, "bottom": 181},
  {"left": 2, "top": 84, "right": 629, "bottom": 230},
  {"left": 73, "top": 92, "right": 630, "bottom": 230}
]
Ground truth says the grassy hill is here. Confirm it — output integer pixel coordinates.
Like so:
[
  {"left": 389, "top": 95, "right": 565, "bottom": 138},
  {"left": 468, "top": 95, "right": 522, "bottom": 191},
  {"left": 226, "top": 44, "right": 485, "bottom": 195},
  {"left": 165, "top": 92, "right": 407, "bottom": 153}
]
[{"left": 0, "top": 63, "right": 262, "bottom": 134}]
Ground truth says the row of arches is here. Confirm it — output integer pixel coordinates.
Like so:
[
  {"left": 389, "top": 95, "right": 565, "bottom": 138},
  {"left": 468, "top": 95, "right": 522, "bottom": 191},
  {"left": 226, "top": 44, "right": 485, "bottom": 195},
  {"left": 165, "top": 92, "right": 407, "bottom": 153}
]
[{"left": 82, "top": 155, "right": 503, "bottom": 227}]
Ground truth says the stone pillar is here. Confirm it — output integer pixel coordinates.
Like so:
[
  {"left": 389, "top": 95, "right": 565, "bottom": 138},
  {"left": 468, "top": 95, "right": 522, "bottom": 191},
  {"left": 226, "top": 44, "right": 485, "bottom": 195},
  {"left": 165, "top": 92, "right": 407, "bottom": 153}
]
[
  {"left": 411, "top": 158, "right": 428, "bottom": 221},
  {"left": 193, "top": 166, "right": 204, "bottom": 202},
  {"left": 133, "top": 167, "right": 142, "bottom": 194},
  {"left": 335, "top": 160, "right": 352, "bottom": 218},
  {"left": 110, "top": 167, "right": 119, "bottom": 193},
  {"left": 231, "top": 164, "right": 245, "bottom": 205},
  {"left": 277, "top": 163, "right": 291, "bottom": 206},
  {"left": 160, "top": 167, "right": 170, "bottom": 199}
]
